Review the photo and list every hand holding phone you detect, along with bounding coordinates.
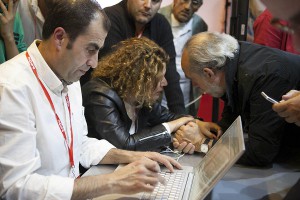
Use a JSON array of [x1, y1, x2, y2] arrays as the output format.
[[261, 92, 278, 104]]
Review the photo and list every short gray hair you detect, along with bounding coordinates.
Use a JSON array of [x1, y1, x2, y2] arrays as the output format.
[[183, 32, 239, 74]]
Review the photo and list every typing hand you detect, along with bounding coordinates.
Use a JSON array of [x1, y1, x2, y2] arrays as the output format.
[[131, 151, 182, 172], [111, 157, 164, 194]]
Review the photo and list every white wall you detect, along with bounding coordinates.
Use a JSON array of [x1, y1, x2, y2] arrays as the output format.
[[97, 0, 226, 32]]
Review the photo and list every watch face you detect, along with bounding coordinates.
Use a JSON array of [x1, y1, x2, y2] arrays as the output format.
[[201, 144, 208, 153]]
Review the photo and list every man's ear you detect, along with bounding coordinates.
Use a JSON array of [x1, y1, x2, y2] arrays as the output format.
[[52, 27, 66, 49], [203, 67, 215, 80]]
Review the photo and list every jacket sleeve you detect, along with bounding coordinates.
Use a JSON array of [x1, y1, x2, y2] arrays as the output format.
[[237, 73, 294, 166], [153, 15, 185, 114], [84, 92, 172, 151]]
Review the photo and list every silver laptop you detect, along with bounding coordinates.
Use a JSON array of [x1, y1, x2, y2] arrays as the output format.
[[94, 116, 245, 200]]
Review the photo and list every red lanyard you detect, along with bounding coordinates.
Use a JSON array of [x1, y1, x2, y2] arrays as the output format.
[[25, 52, 74, 170]]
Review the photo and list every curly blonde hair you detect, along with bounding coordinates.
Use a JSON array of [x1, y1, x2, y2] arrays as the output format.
[[92, 37, 169, 108]]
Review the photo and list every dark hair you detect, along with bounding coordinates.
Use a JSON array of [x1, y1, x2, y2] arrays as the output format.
[[42, 0, 110, 43]]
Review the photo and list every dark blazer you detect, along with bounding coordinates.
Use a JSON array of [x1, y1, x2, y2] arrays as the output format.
[[219, 42, 300, 166], [82, 78, 184, 151]]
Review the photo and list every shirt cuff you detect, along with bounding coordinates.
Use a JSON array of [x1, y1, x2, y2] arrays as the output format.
[[46, 175, 74, 199], [80, 137, 116, 168], [162, 123, 171, 135]]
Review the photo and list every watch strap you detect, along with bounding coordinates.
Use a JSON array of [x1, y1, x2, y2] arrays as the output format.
[[212, 139, 218, 147], [203, 138, 210, 145]]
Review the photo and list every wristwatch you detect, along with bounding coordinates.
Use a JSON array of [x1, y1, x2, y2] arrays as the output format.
[[200, 138, 210, 153]]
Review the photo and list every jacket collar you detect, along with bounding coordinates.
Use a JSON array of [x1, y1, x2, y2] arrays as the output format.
[[224, 47, 240, 112]]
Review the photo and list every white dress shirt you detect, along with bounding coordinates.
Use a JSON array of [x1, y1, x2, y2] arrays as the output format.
[[162, 14, 193, 108], [18, 0, 45, 46], [0, 41, 115, 199]]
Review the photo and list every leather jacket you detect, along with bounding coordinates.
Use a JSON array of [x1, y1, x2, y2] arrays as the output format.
[[82, 78, 183, 151]]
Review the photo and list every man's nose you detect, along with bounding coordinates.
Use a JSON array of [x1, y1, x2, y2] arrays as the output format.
[[183, 1, 192, 10], [87, 53, 98, 69], [144, 0, 151, 8]]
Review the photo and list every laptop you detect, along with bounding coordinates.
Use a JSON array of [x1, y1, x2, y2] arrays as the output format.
[[94, 116, 245, 200]]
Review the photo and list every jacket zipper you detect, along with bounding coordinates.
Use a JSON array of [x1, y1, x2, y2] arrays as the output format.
[[138, 131, 169, 142]]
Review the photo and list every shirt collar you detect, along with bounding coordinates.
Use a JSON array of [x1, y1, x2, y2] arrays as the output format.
[[27, 40, 65, 95], [224, 47, 240, 112]]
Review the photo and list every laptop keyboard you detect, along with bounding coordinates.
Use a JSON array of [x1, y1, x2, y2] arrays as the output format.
[[140, 171, 188, 200]]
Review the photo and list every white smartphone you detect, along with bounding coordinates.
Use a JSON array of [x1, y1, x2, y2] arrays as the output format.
[[261, 92, 278, 104]]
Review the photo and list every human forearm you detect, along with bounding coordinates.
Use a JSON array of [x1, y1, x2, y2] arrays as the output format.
[[72, 174, 113, 200], [3, 36, 19, 59], [99, 148, 137, 164]]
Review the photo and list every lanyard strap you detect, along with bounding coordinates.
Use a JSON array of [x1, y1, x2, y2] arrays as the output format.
[[25, 52, 74, 169]]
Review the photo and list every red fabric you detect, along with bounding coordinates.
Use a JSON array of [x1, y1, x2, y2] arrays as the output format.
[[253, 9, 300, 55], [197, 94, 224, 122]]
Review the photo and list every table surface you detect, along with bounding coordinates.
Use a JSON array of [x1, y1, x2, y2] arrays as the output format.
[[83, 152, 300, 200]]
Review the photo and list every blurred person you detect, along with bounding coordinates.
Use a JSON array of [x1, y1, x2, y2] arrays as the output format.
[[159, 0, 207, 115], [0, 1, 182, 199], [18, 0, 56, 46], [81, 0, 186, 114], [247, 0, 266, 42], [179, 32, 300, 167], [0, 0, 26, 64], [254, 9, 299, 54], [82, 37, 219, 153]]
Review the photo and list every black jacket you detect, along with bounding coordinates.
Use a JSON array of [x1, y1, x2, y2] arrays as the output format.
[[218, 42, 300, 167], [82, 78, 183, 151], [98, 0, 185, 114]]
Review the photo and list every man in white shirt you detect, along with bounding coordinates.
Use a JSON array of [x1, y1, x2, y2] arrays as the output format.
[[0, 1, 181, 199], [159, 0, 207, 115]]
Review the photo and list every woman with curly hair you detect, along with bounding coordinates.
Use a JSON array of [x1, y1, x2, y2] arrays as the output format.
[[82, 37, 196, 151]]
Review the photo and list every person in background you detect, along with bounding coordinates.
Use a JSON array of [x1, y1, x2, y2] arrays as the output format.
[[261, 0, 300, 199], [81, 0, 186, 114], [0, 1, 182, 199], [159, 0, 207, 115], [253, 9, 299, 54], [261, 0, 300, 128], [18, 0, 55, 46], [83, 37, 219, 153], [0, 0, 26, 64], [178, 32, 300, 167], [247, 0, 265, 42]]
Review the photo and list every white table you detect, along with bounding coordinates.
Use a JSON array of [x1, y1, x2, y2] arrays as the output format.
[[83, 153, 300, 200]]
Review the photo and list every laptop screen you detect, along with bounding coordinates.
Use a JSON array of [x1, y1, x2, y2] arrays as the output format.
[[189, 116, 245, 200]]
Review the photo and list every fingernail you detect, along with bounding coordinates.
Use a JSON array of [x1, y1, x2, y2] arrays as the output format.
[[158, 174, 166, 186]]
